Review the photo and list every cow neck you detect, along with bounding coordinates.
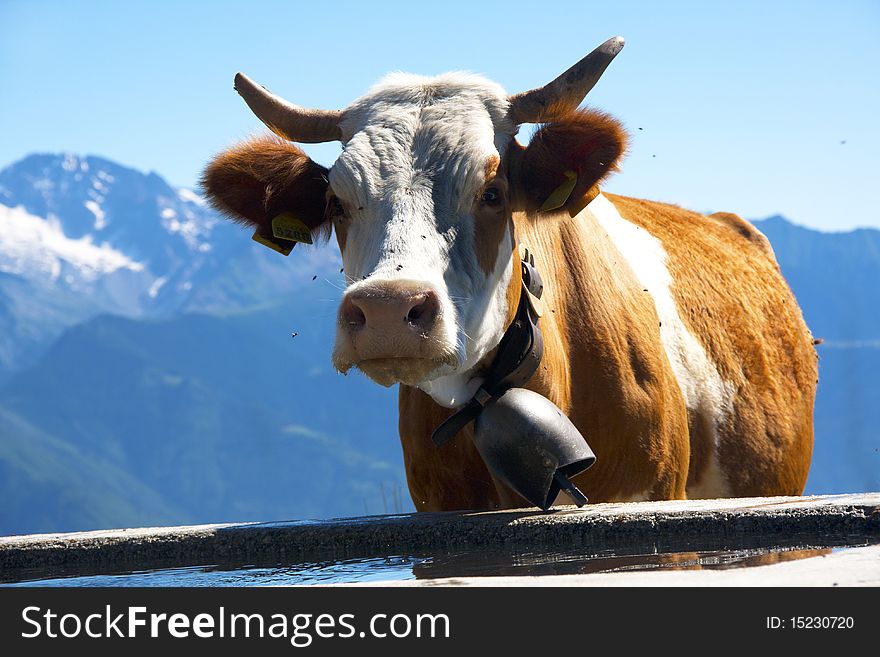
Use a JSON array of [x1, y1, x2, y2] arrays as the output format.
[[431, 249, 545, 447]]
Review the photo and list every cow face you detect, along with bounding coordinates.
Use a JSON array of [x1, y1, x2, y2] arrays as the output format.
[[201, 38, 627, 407], [327, 74, 520, 406]]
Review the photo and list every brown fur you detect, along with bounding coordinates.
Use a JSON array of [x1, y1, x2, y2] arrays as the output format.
[[708, 211, 775, 257], [398, 386, 503, 510], [400, 201, 693, 509], [512, 109, 629, 216], [607, 194, 817, 496], [200, 135, 331, 242], [473, 159, 512, 276]]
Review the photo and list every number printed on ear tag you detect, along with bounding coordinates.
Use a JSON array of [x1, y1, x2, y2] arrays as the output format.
[[272, 213, 313, 244]]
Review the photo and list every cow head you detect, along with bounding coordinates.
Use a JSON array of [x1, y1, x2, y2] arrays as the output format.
[[202, 37, 627, 407]]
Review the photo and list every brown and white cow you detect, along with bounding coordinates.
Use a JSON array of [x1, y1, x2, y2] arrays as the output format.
[[202, 37, 817, 511]]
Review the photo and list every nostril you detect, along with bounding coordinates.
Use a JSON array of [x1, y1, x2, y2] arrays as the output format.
[[342, 283, 441, 334], [405, 292, 439, 331], [341, 297, 367, 329]]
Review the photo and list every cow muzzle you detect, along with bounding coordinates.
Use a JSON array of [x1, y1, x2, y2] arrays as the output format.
[[332, 279, 458, 386]]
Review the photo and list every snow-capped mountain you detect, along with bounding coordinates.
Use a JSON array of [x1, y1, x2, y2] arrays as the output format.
[[0, 204, 146, 291], [0, 153, 340, 375], [1, 153, 228, 310], [1, 153, 216, 255]]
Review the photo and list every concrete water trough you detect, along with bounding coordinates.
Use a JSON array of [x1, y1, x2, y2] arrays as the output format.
[[1, 493, 878, 586]]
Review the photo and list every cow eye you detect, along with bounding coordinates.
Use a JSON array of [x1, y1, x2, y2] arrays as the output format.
[[481, 187, 501, 205]]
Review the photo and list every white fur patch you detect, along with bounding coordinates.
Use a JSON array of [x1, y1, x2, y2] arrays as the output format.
[[586, 194, 735, 498], [329, 73, 517, 406], [417, 228, 514, 407]]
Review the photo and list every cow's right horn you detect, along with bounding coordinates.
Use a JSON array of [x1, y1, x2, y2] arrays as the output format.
[[233, 72, 343, 143], [507, 36, 624, 125]]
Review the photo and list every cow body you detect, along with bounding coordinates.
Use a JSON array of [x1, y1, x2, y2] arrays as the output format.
[[400, 192, 816, 510], [203, 37, 817, 512]]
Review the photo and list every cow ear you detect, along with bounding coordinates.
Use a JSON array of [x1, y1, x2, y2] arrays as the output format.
[[511, 109, 628, 216], [200, 135, 330, 246]]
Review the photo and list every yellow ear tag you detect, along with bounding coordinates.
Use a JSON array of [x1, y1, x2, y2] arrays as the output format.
[[272, 212, 313, 245], [539, 170, 578, 213], [252, 229, 294, 256]]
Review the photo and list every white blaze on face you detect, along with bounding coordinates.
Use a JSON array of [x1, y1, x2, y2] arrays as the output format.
[[329, 73, 517, 407]]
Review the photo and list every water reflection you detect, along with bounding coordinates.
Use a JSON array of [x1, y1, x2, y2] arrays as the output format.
[[6, 555, 429, 587], [6, 545, 843, 587], [410, 546, 834, 579]]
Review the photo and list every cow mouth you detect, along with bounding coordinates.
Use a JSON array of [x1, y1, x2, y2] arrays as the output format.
[[340, 356, 456, 388]]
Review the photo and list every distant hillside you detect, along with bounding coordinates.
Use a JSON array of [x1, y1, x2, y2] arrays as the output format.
[[754, 216, 880, 494], [0, 405, 185, 534], [0, 297, 406, 535], [805, 344, 880, 494]]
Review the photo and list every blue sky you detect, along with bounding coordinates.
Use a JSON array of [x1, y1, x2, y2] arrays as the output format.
[[1, 0, 878, 231]]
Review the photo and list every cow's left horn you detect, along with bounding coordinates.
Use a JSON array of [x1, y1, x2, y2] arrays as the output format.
[[233, 72, 343, 143], [507, 36, 624, 124]]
